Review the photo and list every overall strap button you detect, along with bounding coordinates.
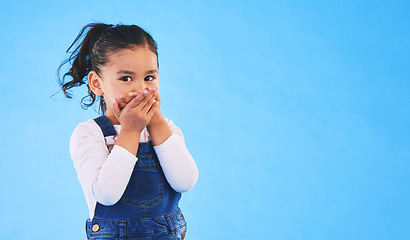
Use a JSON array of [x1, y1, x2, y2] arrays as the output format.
[[92, 224, 100, 232]]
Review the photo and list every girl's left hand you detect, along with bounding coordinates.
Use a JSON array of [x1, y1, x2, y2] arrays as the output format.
[[118, 89, 172, 146], [147, 94, 164, 127]]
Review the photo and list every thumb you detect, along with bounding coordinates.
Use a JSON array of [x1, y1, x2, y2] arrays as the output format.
[[112, 98, 121, 118]]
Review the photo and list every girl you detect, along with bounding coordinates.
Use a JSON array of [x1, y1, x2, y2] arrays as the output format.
[[59, 23, 199, 240]]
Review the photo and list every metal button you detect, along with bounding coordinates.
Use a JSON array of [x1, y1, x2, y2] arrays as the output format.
[[181, 232, 186, 239], [92, 224, 100, 232], [179, 215, 184, 220]]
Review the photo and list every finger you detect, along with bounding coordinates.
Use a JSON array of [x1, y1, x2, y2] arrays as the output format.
[[125, 89, 148, 109], [154, 92, 161, 101], [128, 91, 138, 98], [112, 98, 121, 118], [116, 96, 128, 109], [146, 100, 160, 118], [141, 94, 158, 113], [138, 88, 158, 111], [153, 93, 161, 106], [117, 95, 126, 101], [155, 95, 161, 108]]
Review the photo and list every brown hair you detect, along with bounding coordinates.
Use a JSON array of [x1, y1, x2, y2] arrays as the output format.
[[58, 23, 158, 114]]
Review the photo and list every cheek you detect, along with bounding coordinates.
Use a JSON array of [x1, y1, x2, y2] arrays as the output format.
[[102, 85, 127, 103], [154, 81, 160, 94], [152, 80, 160, 90], [110, 84, 130, 96]]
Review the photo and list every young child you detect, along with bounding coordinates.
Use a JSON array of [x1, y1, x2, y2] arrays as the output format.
[[59, 23, 199, 239]]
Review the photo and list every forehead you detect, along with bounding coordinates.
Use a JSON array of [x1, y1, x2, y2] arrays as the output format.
[[105, 46, 158, 72]]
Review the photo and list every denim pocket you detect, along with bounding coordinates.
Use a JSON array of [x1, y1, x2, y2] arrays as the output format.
[[122, 156, 164, 208]]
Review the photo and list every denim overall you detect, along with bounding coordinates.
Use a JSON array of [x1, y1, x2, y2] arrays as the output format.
[[85, 116, 187, 240]]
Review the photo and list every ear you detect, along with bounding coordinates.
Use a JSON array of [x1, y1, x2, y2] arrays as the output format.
[[88, 71, 104, 96]]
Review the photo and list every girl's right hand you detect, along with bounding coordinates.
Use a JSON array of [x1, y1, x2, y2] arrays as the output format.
[[112, 88, 159, 133]]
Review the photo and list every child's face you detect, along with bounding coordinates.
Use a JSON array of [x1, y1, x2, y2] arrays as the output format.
[[96, 46, 159, 117]]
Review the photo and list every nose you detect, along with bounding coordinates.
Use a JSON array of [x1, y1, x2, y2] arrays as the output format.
[[132, 82, 148, 94]]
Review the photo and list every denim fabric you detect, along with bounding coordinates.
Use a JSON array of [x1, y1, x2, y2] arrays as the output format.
[[86, 116, 187, 240]]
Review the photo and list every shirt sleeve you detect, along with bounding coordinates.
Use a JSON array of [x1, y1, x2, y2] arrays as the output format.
[[154, 119, 199, 192], [70, 121, 138, 206]]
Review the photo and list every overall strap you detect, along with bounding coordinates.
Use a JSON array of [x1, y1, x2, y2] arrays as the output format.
[[93, 116, 117, 137]]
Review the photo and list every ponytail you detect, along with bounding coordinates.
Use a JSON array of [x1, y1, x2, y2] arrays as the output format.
[[58, 23, 158, 114]]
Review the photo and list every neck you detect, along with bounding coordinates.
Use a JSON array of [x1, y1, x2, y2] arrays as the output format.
[[105, 111, 120, 125]]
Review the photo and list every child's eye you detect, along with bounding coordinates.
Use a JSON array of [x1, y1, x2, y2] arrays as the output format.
[[120, 76, 132, 82], [144, 76, 155, 82]]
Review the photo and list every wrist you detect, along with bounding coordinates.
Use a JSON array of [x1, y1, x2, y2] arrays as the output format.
[[146, 117, 172, 146], [119, 127, 142, 137], [147, 115, 166, 129], [115, 129, 141, 156]]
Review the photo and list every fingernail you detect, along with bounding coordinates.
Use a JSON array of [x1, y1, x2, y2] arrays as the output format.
[[113, 98, 117, 104], [128, 92, 135, 97], [142, 89, 148, 94], [153, 87, 158, 91], [118, 95, 124, 99]]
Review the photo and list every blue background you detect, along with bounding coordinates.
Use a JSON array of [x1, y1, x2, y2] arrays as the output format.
[[0, 0, 409, 239]]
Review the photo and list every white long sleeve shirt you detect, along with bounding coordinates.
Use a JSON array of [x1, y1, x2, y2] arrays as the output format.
[[70, 118, 199, 220]]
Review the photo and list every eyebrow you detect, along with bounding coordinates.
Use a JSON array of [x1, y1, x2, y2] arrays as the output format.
[[145, 69, 158, 74], [116, 69, 158, 75]]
